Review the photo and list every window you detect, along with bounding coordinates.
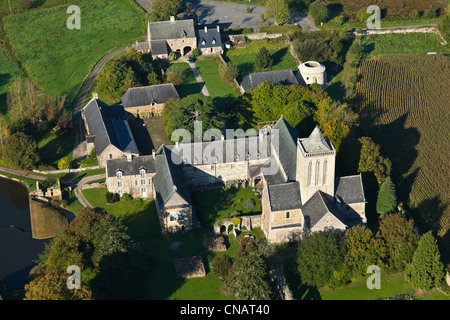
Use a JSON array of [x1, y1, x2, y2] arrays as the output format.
[[116, 171, 122, 179], [178, 210, 186, 221], [141, 179, 146, 185], [323, 160, 327, 185], [148, 179, 152, 185], [140, 169, 146, 178], [118, 190, 123, 196], [141, 188, 146, 197], [315, 161, 320, 186], [117, 181, 122, 188], [170, 212, 177, 222], [286, 211, 290, 219], [307, 161, 312, 186], [135, 180, 138, 186]]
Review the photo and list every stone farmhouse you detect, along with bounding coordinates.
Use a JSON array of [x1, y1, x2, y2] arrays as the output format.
[[239, 69, 299, 93], [120, 83, 179, 116], [133, 17, 223, 59], [105, 116, 366, 242], [81, 94, 139, 167]]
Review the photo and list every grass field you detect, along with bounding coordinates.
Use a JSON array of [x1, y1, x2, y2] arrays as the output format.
[[354, 54, 450, 257], [3, 0, 146, 106], [0, 45, 23, 115], [29, 199, 68, 239], [224, 40, 299, 82], [167, 62, 201, 98]]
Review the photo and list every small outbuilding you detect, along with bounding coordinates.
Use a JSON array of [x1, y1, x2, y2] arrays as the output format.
[[296, 61, 327, 88]]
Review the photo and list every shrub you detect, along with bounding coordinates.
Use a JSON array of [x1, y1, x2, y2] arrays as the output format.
[[165, 67, 184, 85], [219, 62, 239, 83], [105, 192, 120, 204], [212, 254, 233, 280], [309, 0, 329, 26], [121, 193, 132, 201], [57, 157, 71, 170], [255, 47, 273, 70]]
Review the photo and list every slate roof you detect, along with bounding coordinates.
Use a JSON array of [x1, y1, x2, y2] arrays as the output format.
[[148, 19, 196, 40], [301, 191, 346, 229], [132, 41, 149, 52], [271, 117, 299, 181], [150, 39, 169, 56], [106, 155, 156, 177], [121, 84, 179, 109], [267, 181, 302, 212], [82, 99, 137, 155], [240, 69, 299, 92], [167, 134, 272, 166], [248, 157, 286, 185], [153, 146, 192, 210], [196, 28, 222, 49], [299, 125, 333, 154], [334, 174, 366, 204]]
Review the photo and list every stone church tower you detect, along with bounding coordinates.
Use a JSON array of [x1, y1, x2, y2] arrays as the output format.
[[296, 125, 336, 204]]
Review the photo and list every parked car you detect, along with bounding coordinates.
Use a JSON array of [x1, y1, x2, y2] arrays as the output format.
[[187, 55, 196, 63], [197, 19, 206, 26]]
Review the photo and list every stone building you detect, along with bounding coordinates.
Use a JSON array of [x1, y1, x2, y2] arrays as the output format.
[[296, 61, 328, 88], [82, 94, 139, 167], [120, 84, 179, 116], [239, 69, 299, 93], [196, 26, 223, 55], [105, 116, 366, 241]]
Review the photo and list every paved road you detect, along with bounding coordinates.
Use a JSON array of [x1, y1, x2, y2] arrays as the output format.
[[72, 47, 129, 162], [0, 166, 46, 181]]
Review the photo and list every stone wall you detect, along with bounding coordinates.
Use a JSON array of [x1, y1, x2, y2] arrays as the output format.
[[106, 172, 155, 199]]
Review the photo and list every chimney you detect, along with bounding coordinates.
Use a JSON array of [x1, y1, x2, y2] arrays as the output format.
[[170, 16, 175, 23], [152, 149, 156, 159], [217, 25, 220, 32], [204, 26, 207, 33], [92, 92, 98, 100], [126, 151, 132, 162]]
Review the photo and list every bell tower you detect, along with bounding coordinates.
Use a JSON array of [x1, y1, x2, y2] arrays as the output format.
[[296, 125, 336, 204]]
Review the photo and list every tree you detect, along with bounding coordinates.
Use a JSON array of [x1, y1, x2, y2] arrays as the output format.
[[92, 216, 132, 267], [1, 132, 39, 169], [165, 67, 184, 86], [7, 77, 43, 125], [309, 0, 329, 26], [405, 231, 445, 290], [264, 0, 291, 25], [68, 207, 108, 243], [56, 113, 72, 133], [163, 94, 224, 142], [225, 251, 272, 300], [358, 136, 392, 184], [342, 225, 387, 281], [219, 62, 239, 83], [212, 253, 233, 280], [25, 271, 92, 300], [149, 0, 182, 22], [377, 213, 419, 271], [43, 94, 66, 122], [423, 6, 437, 19], [255, 47, 273, 70], [297, 231, 346, 287], [376, 176, 397, 214], [57, 157, 71, 170]]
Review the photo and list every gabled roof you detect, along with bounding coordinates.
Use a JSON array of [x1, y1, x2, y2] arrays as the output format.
[[196, 28, 222, 49], [267, 181, 302, 212], [82, 99, 137, 155], [106, 155, 156, 178], [240, 69, 299, 92], [153, 146, 191, 210], [334, 174, 366, 204], [150, 39, 169, 56], [299, 125, 333, 154], [121, 84, 179, 109], [301, 190, 346, 230], [148, 19, 196, 40], [271, 117, 299, 181]]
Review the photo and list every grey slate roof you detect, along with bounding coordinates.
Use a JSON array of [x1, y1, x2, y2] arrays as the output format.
[[196, 28, 222, 49], [121, 84, 179, 109], [148, 19, 196, 40], [167, 134, 272, 166], [248, 157, 285, 185], [301, 191, 346, 229], [240, 69, 299, 92], [106, 155, 156, 177], [82, 99, 135, 155], [267, 181, 302, 212], [271, 117, 299, 181], [334, 174, 366, 204], [150, 40, 169, 56], [132, 41, 149, 52], [299, 125, 333, 154], [153, 146, 191, 210]]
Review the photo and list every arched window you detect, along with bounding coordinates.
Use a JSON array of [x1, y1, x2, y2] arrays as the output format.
[[315, 161, 320, 186], [323, 160, 327, 185], [307, 161, 312, 186]]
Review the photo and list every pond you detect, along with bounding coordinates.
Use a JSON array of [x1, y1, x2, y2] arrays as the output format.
[[0, 177, 47, 289]]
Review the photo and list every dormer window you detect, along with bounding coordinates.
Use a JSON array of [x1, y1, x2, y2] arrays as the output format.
[[116, 171, 123, 180], [202, 40, 206, 46], [212, 38, 216, 44], [140, 168, 146, 178]]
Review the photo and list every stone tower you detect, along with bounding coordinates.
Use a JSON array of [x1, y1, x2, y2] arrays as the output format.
[[296, 125, 336, 204], [297, 61, 327, 88]]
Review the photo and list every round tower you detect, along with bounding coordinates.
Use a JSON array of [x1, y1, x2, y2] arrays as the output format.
[[297, 61, 327, 88]]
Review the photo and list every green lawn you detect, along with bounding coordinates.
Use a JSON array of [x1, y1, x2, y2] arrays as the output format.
[[195, 57, 238, 111], [3, 0, 146, 105], [224, 40, 299, 82], [0, 45, 23, 115], [167, 62, 201, 98]]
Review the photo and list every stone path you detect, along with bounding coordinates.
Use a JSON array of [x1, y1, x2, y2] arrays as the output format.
[[61, 174, 106, 209], [187, 60, 210, 96]]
